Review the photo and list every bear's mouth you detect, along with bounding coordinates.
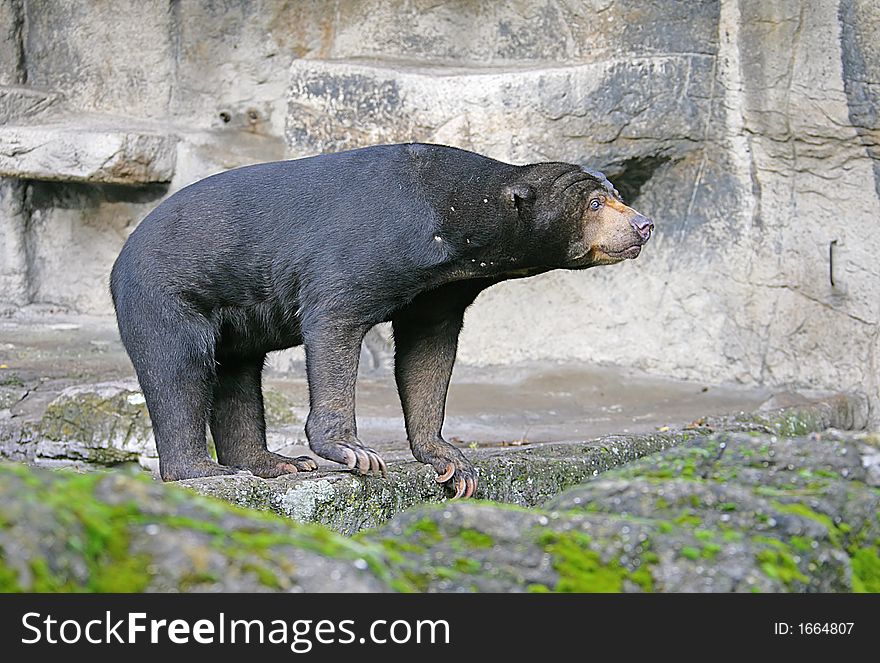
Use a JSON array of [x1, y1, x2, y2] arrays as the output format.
[[603, 245, 642, 260]]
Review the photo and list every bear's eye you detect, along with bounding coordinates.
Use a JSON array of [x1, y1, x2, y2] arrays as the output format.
[[589, 198, 602, 211]]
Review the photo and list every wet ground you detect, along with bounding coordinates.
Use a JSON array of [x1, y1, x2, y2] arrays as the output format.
[[0, 308, 794, 464]]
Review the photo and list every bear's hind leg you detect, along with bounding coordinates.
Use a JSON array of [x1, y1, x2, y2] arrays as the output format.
[[121, 313, 236, 481], [210, 354, 317, 478]]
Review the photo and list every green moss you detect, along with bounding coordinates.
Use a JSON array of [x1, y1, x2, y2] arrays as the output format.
[[243, 563, 282, 590], [772, 502, 841, 545], [789, 536, 814, 553], [850, 547, 880, 593], [702, 543, 722, 559], [775, 413, 820, 437], [753, 537, 808, 586], [402, 570, 431, 592], [28, 558, 74, 592], [629, 563, 654, 592], [681, 546, 700, 561], [458, 529, 494, 549], [404, 518, 443, 545], [0, 464, 410, 593], [0, 556, 21, 592], [35, 471, 151, 592], [178, 570, 221, 590], [453, 558, 482, 574], [0, 373, 25, 387], [657, 521, 674, 534], [379, 537, 424, 557], [537, 531, 654, 593], [673, 512, 701, 527]]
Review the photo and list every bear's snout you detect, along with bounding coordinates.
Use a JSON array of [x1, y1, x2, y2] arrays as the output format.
[[629, 214, 654, 242]]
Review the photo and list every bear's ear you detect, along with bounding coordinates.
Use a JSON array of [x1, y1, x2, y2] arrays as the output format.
[[503, 184, 535, 212]]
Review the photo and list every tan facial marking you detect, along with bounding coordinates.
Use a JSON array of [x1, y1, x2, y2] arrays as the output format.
[[605, 198, 631, 214]]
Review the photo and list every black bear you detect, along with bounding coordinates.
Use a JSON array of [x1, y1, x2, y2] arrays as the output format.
[[110, 143, 653, 498]]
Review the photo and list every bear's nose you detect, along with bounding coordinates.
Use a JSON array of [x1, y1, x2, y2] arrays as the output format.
[[630, 214, 654, 241]]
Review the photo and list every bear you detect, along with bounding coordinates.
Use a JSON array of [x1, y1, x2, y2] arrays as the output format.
[[110, 143, 653, 498]]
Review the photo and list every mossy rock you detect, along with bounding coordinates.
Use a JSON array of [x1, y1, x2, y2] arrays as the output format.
[[362, 429, 880, 592], [0, 462, 395, 592], [35, 381, 156, 465]]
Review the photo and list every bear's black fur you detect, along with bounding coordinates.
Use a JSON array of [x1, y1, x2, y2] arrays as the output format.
[[110, 143, 653, 497]]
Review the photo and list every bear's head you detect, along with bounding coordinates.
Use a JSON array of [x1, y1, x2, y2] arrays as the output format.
[[501, 165, 653, 273], [556, 168, 653, 268]]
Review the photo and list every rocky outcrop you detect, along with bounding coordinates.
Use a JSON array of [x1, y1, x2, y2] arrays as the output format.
[[3, 380, 158, 470], [368, 428, 880, 592], [0, 463, 390, 592]]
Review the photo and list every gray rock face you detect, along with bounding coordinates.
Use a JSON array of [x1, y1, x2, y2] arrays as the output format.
[[0, 178, 28, 305], [286, 57, 708, 168], [0, 0, 877, 423], [0, 86, 58, 123]]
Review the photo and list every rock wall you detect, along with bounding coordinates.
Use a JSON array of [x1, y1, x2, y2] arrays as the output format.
[[0, 1, 877, 418]]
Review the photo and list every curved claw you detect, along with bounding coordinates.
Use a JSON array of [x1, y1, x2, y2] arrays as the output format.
[[367, 449, 382, 475], [341, 448, 357, 470], [376, 455, 388, 478], [354, 448, 370, 474], [277, 463, 299, 475], [464, 476, 476, 499], [453, 477, 467, 499], [301, 457, 318, 471], [436, 462, 455, 483]]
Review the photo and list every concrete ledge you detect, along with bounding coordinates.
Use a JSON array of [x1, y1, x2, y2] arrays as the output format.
[[181, 395, 866, 534], [0, 120, 177, 184]]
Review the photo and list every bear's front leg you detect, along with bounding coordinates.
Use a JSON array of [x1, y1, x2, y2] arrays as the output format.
[[393, 311, 478, 499], [303, 320, 387, 475]]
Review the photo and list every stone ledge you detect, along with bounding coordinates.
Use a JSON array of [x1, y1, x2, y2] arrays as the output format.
[[0, 119, 177, 185], [182, 394, 866, 534]]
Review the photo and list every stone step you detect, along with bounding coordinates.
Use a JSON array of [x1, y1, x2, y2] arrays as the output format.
[[0, 117, 177, 185]]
